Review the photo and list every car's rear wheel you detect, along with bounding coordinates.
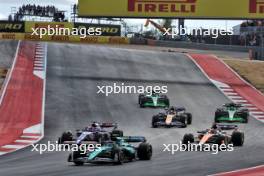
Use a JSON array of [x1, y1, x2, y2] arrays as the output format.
[[139, 100, 145, 108], [152, 116, 159, 128], [164, 98, 170, 107], [137, 143, 152, 160], [214, 116, 220, 123], [215, 110, 227, 123], [182, 133, 194, 145], [241, 112, 249, 123], [231, 131, 244, 146], [186, 113, 192, 125], [59, 131, 73, 144], [178, 116, 187, 128], [138, 94, 144, 104]]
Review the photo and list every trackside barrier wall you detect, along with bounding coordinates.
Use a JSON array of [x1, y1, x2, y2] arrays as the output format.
[[0, 33, 130, 45], [0, 21, 122, 37], [130, 38, 264, 56]]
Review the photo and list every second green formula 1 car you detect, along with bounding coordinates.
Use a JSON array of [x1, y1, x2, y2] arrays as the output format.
[[138, 91, 169, 108], [215, 103, 249, 123]]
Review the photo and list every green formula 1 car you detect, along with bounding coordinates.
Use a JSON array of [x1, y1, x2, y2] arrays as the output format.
[[215, 103, 249, 123], [138, 92, 169, 108], [68, 136, 152, 165]]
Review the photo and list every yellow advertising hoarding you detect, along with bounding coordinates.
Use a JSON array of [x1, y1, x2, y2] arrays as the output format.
[[78, 0, 264, 19], [25, 21, 74, 33], [0, 33, 130, 45]]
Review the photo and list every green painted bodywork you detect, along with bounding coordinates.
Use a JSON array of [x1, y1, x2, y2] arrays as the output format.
[[216, 106, 247, 123], [142, 94, 169, 107], [217, 116, 246, 123], [86, 138, 136, 161]]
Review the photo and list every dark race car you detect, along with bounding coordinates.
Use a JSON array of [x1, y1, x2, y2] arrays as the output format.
[[215, 103, 249, 123], [58, 122, 123, 145], [152, 106, 192, 128], [68, 136, 152, 165], [138, 91, 169, 108], [182, 124, 244, 147]]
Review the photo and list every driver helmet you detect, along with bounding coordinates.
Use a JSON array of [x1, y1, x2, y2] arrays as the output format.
[[168, 107, 176, 113], [211, 122, 218, 130], [90, 122, 101, 131]]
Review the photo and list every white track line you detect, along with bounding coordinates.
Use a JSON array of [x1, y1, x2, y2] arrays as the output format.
[[0, 152, 8, 155], [15, 139, 36, 143], [2, 145, 26, 149], [228, 96, 243, 99], [0, 41, 20, 105], [188, 54, 264, 124], [225, 92, 238, 96]]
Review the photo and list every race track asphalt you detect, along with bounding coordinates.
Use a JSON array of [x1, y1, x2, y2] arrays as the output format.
[[0, 42, 263, 176], [0, 40, 18, 67]]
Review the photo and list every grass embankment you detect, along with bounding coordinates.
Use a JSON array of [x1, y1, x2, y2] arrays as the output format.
[[222, 59, 264, 94]]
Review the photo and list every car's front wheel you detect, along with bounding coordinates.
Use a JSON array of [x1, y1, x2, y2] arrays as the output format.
[[137, 142, 152, 160], [72, 151, 84, 166]]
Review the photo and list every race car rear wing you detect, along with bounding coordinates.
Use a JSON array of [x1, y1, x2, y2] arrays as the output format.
[[223, 103, 242, 108], [217, 124, 238, 130], [197, 124, 238, 133], [100, 123, 118, 128], [60, 141, 99, 145], [122, 136, 146, 143]]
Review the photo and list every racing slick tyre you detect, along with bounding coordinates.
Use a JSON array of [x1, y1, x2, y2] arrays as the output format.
[[152, 116, 159, 128], [178, 116, 187, 128], [243, 116, 248, 123], [164, 98, 170, 108], [114, 150, 125, 165], [111, 130, 124, 140], [214, 116, 220, 123], [59, 131, 73, 144], [186, 113, 192, 125], [72, 151, 85, 166], [182, 133, 194, 145], [241, 112, 249, 123], [214, 110, 227, 123], [137, 142, 152, 160], [138, 94, 145, 104], [231, 131, 244, 146], [139, 99, 145, 108]]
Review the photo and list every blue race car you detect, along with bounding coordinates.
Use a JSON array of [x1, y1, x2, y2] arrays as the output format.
[[68, 136, 152, 165], [58, 122, 123, 145]]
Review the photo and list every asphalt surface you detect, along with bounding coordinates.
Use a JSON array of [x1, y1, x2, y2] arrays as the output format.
[[0, 40, 18, 67], [108, 44, 249, 59], [0, 42, 263, 176]]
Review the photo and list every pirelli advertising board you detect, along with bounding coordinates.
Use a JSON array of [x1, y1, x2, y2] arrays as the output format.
[[0, 21, 25, 33], [78, 0, 264, 19]]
